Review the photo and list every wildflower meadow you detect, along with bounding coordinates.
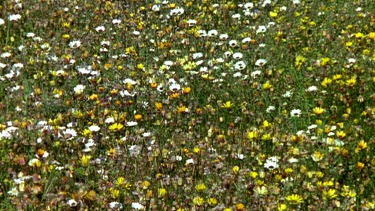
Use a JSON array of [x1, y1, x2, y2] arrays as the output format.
[[1, 0, 375, 210]]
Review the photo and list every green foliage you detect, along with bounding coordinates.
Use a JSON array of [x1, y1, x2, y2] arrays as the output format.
[[1, 0, 375, 210]]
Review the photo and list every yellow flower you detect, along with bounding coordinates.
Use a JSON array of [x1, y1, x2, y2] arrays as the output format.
[[356, 140, 367, 150], [254, 186, 268, 195], [134, 114, 143, 121], [320, 57, 331, 66], [195, 183, 206, 192], [155, 102, 163, 110], [247, 131, 257, 140], [192, 196, 204, 206], [88, 93, 98, 101], [232, 166, 240, 174], [285, 194, 303, 204], [176, 105, 187, 114], [183, 87, 191, 94], [158, 188, 167, 198], [368, 32, 375, 40], [316, 171, 324, 178], [355, 32, 364, 39], [357, 162, 365, 170], [277, 204, 287, 211], [323, 189, 337, 200], [62, 34, 70, 40], [207, 198, 217, 206], [150, 82, 158, 88], [82, 129, 92, 138], [262, 81, 272, 90], [312, 107, 324, 115], [107, 148, 115, 157], [141, 181, 150, 189], [261, 133, 271, 141], [284, 168, 293, 174], [262, 120, 271, 128], [346, 77, 356, 87], [249, 171, 258, 179], [269, 11, 278, 18], [235, 203, 245, 211], [295, 55, 305, 68], [110, 188, 119, 199], [115, 177, 125, 186], [332, 74, 342, 80], [80, 155, 91, 166], [108, 123, 124, 131], [336, 131, 346, 139], [136, 63, 144, 70], [221, 101, 233, 109], [28, 158, 42, 168], [321, 77, 332, 87], [311, 151, 324, 162]]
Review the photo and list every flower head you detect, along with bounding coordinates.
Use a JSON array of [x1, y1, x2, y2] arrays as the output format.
[[285, 194, 303, 204]]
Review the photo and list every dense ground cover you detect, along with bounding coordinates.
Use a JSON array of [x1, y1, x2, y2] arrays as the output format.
[[1, 0, 375, 210]]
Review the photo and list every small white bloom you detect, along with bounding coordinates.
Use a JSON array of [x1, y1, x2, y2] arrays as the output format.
[[186, 158, 194, 165], [290, 109, 302, 117], [255, 59, 267, 67], [8, 187, 19, 196], [152, 4, 160, 12], [208, 29, 218, 37], [88, 125, 100, 132], [233, 72, 242, 78], [348, 58, 356, 64], [243, 2, 254, 9], [282, 91, 292, 98], [266, 106, 276, 113], [123, 78, 137, 85], [73, 84, 85, 94], [192, 52, 203, 59], [256, 25, 267, 34], [234, 61, 246, 70], [169, 83, 181, 92], [251, 70, 262, 78], [187, 19, 197, 26], [95, 26, 105, 32], [261, 0, 271, 7], [228, 40, 238, 47], [237, 154, 244, 160], [64, 128, 77, 140], [0, 18, 4, 25], [132, 30, 140, 36], [170, 7, 184, 16], [232, 52, 243, 60], [242, 37, 251, 43], [109, 201, 123, 209], [69, 40, 81, 48], [288, 157, 299, 163], [197, 30, 207, 37], [126, 121, 138, 127], [232, 13, 241, 19], [1, 52, 12, 58], [306, 86, 318, 92], [8, 14, 22, 21], [143, 132, 151, 137], [67, 199, 78, 207], [112, 19, 121, 24], [219, 34, 229, 40], [264, 160, 278, 170], [131, 202, 145, 210]]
